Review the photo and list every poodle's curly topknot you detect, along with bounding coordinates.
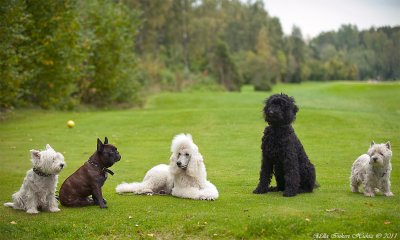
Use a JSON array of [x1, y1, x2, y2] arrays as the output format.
[[171, 133, 198, 154]]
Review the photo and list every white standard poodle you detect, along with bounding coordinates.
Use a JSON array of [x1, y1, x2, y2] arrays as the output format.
[[116, 133, 219, 200]]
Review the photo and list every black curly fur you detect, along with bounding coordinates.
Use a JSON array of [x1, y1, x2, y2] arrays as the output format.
[[253, 93, 316, 197]]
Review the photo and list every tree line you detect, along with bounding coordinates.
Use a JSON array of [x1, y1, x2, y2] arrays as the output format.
[[1, 0, 399, 111]]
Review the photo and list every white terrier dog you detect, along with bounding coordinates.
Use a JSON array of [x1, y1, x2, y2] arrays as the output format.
[[116, 134, 219, 200], [4, 144, 65, 213], [350, 141, 393, 197]]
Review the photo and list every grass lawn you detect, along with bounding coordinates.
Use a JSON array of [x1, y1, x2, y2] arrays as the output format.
[[0, 81, 399, 239]]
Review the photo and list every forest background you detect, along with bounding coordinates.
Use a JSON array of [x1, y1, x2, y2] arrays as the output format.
[[1, 0, 399, 110]]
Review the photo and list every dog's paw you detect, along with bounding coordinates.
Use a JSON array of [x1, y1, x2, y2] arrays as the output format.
[[350, 186, 359, 193], [27, 208, 39, 214], [268, 186, 280, 192], [253, 187, 268, 194], [384, 192, 394, 197], [199, 196, 215, 201], [49, 207, 61, 212], [283, 191, 297, 197], [140, 189, 154, 195], [364, 192, 375, 197]]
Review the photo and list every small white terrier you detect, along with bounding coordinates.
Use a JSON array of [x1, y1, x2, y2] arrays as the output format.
[[116, 133, 219, 200], [4, 144, 65, 213], [350, 141, 393, 197]]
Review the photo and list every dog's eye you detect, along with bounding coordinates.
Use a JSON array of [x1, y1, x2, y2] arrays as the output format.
[[178, 153, 181, 157], [185, 153, 189, 157]]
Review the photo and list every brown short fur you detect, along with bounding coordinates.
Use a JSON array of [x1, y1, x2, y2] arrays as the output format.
[[59, 137, 121, 208]]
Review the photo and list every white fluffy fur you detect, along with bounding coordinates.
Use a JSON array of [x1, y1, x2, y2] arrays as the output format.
[[4, 144, 65, 214], [350, 141, 393, 197], [116, 133, 219, 200]]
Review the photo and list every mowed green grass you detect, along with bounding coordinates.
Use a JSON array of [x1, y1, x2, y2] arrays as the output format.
[[0, 81, 399, 239]]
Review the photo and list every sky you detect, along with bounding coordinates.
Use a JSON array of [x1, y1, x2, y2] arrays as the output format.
[[263, 0, 400, 38]]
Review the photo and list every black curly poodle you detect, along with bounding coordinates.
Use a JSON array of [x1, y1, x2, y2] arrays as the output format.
[[253, 93, 316, 197]]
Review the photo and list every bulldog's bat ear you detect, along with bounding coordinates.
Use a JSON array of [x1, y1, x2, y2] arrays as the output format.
[[104, 137, 108, 144], [97, 138, 104, 152]]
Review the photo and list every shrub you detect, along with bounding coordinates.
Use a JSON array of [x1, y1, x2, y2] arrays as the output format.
[[77, 0, 140, 107], [0, 0, 29, 110], [22, 0, 81, 109]]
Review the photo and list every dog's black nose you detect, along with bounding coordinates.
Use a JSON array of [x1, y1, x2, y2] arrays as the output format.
[[372, 157, 378, 162], [177, 161, 182, 167], [60, 163, 64, 168]]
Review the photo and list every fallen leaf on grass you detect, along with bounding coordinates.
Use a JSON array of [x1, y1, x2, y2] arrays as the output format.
[[147, 233, 154, 237], [325, 208, 345, 212], [128, 216, 132, 219], [305, 218, 311, 222], [10, 221, 17, 225], [384, 221, 391, 225]]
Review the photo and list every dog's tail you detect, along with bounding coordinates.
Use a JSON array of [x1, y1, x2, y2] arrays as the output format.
[[4, 202, 14, 208], [116, 182, 149, 194]]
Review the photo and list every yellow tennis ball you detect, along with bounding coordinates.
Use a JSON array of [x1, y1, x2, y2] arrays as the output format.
[[67, 120, 75, 128]]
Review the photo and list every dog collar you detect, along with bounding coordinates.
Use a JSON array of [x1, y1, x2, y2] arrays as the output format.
[[33, 168, 53, 177], [87, 159, 114, 176]]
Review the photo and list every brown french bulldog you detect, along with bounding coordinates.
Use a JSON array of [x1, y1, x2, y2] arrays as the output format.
[[59, 137, 121, 208]]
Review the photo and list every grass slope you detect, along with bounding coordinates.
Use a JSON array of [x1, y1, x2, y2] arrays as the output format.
[[0, 81, 399, 239]]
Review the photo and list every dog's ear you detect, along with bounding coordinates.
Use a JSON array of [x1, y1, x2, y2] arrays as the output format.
[[45, 144, 53, 151], [186, 148, 204, 177], [97, 138, 104, 152], [30, 150, 41, 164], [385, 141, 391, 150], [104, 137, 108, 145], [169, 152, 177, 162], [370, 141, 375, 147], [290, 97, 299, 114], [30, 150, 40, 159], [168, 153, 181, 175], [293, 104, 299, 114]]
